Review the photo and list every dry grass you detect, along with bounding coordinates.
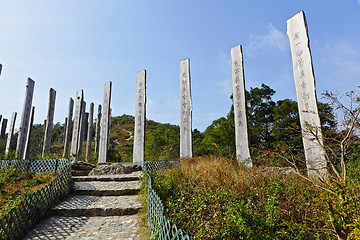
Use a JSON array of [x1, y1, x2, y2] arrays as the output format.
[[151, 156, 331, 239], [0, 167, 56, 217]]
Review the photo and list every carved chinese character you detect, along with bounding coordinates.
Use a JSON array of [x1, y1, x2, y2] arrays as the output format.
[[293, 32, 300, 40], [234, 61, 240, 67], [304, 102, 310, 110], [297, 58, 304, 67], [300, 81, 306, 89], [299, 70, 305, 78], [296, 49, 303, 57], [302, 92, 309, 100]]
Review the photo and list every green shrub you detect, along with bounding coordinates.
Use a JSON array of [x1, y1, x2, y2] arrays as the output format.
[[151, 157, 332, 239]]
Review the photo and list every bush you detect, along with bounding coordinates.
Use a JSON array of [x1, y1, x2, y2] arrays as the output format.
[[151, 157, 332, 239]]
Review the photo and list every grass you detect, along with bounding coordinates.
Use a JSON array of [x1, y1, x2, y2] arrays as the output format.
[[150, 156, 338, 239], [0, 166, 56, 218]]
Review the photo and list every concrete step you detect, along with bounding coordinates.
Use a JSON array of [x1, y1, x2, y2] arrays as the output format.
[[71, 170, 89, 176], [25, 215, 141, 239], [51, 195, 142, 217], [72, 171, 142, 182], [73, 181, 141, 196]]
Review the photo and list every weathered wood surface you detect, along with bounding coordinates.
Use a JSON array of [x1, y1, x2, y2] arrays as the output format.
[[231, 45, 252, 167], [0, 118, 7, 139], [287, 11, 327, 179], [70, 90, 84, 160], [133, 70, 146, 162], [63, 98, 74, 158], [5, 112, 17, 159], [16, 78, 35, 160], [77, 102, 87, 160], [98, 82, 112, 163], [86, 102, 94, 162], [95, 105, 102, 153], [180, 59, 192, 158], [24, 106, 35, 159], [42, 88, 56, 157]]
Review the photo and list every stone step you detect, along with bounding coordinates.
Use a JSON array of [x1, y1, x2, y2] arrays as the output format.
[[71, 170, 89, 176], [51, 195, 142, 217], [73, 181, 141, 196], [25, 215, 140, 239], [72, 171, 142, 182]]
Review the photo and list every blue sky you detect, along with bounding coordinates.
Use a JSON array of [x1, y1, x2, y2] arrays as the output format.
[[0, 0, 359, 132]]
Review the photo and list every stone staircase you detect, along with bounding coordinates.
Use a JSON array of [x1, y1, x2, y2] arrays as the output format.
[[25, 171, 143, 240]]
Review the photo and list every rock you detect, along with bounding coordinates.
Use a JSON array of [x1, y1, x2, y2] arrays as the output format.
[[72, 161, 96, 171], [89, 163, 125, 176], [89, 163, 142, 176]]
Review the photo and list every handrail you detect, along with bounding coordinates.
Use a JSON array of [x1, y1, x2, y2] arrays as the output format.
[[143, 160, 190, 240]]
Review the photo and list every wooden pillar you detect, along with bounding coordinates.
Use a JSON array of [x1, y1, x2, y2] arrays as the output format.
[[98, 82, 112, 163], [231, 45, 252, 167], [16, 78, 35, 160], [133, 70, 146, 162], [63, 98, 74, 158], [42, 88, 56, 158], [287, 11, 327, 179], [94, 105, 102, 154], [86, 103, 94, 162], [180, 59, 192, 158], [5, 112, 17, 159], [70, 90, 83, 160]]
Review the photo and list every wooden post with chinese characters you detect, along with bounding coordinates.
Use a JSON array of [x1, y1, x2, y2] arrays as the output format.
[[70, 90, 83, 160], [24, 106, 35, 159], [42, 88, 56, 157], [95, 104, 102, 154], [63, 117, 68, 143], [86, 102, 94, 162], [5, 112, 17, 159], [0, 118, 7, 140], [77, 102, 87, 160], [98, 81, 112, 163], [231, 45, 252, 167], [180, 59, 192, 158], [133, 70, 146, 162], [16, 78, 35, 160], [287, 11, 327, 179], [63, 98, 74, 158]]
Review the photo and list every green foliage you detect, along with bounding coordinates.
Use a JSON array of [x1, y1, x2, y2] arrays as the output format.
[[246, 83, 276, 148], [196, 117, 235, 158], [151, 157, 331, 239], [0, 166, 55, 217], [145, 122, 180, 161]]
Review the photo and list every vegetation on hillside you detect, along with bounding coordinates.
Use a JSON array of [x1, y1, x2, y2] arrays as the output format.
[[0, 167, 55, 218], [152, 156, 360, 239]]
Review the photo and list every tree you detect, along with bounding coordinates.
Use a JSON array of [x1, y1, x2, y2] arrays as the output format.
[[246, 84, 276, 148]]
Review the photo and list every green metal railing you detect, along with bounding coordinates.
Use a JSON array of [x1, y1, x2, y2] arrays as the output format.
[[144, 160, 190, 240], [0, 159, 72, 240]]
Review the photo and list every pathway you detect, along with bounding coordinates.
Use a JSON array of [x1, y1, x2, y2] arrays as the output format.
[[25, 171, 143, 240]]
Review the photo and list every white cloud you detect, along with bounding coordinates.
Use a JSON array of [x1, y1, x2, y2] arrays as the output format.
[[248, 23, 288, 53], [318, 40, 360, 94], [358, 0, 360, 5], [322, 41, 360, 77]]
